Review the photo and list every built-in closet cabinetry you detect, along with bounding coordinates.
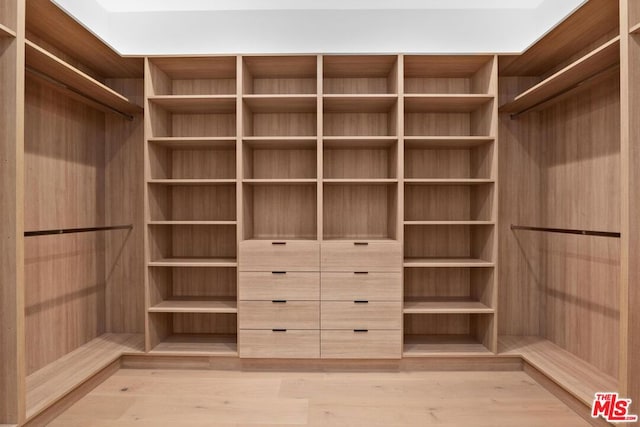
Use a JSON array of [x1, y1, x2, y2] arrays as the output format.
[[144, 54, 499, 359]]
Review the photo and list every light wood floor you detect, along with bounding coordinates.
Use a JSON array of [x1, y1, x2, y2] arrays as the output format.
[[51, 369, 590, 426]]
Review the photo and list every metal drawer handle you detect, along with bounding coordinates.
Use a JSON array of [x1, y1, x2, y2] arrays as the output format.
[[354, 300, 369, 304], [272, 241, 286, 245], [354, 271, 369, 275], [354, 242, 369, 246], [354, 329, 369, 333], [272, 271, 287, 275], [272, 300, 287, 303], [272, 329, 287, 332]]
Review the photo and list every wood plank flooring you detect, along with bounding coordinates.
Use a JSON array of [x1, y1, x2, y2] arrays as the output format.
[[50, 369, 589, 426]]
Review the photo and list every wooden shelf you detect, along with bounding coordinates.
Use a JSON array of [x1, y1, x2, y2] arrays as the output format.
[[404, 258, 495, 268], [26, 333, 143, 419], [243, 137, 317, 149], [499, 336, 617, 405], [631, 22, 640, 34], [149, 299, 237, 314], [243, 95, 316, 113], [324, 179, 398, 184], [404, 94, 493, 113], [149, 221, 237, 226], [403, 335, 493, 357], [404, 221, 494, 226], [499, 37, 620, 114], [323, 94, 397, 113], [404, 299, 494, 314], [25, 40, 142, 116], [151, 334, 238, 356], [243, 179, 317, 185], [148, 137, 236, 149], [148, 179, 236, 186], [149, 95, 236, 113], [0, 22, 16, 38], [323, 136, 397, 148], [404, 179, 495, 185], [404, 136, 494, 148], [148, 258, 238, 268]]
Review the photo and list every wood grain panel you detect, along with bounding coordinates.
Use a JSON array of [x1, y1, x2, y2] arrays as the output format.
[[321, 330, 401, 359], [321, 272, 401, 301], [239, 272, 319, 301], [239, 330, 319, 358], [239, 301, 319, 329], [321, 302, 402, 330]]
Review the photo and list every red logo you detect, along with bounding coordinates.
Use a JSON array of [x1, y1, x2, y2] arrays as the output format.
[[592, 393, 638, 423]]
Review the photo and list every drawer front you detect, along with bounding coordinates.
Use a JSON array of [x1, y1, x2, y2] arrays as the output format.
[[239, 330, 319, 358], [321, 330, 401, 359], [239, 272, 320, 301], [239, 301, 319, 329], [321, 272, 401, 301], [321, 241, 401, 272], [321, 301, 402, 329], [239, 240, 319, 271]]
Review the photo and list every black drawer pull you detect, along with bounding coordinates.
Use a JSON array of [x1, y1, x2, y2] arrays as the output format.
[[354, 300, 369, 304], [354, 242, 369, 246], [354, 271, 369, 275], [272, 300, 287, 303], [272, 329, 287, 332], [272, 241, 286, 245], [354, 329, 369, 333], [272, 271, 287, 275]]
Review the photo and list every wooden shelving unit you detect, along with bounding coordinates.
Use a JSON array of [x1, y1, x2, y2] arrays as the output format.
[[404, 258, 495, 268], [404, 299, 494, 314], [404, 335, 494, 357], [500, 36, 620, 114], [26, 334, 143, 419], [25, 40, 142, 116], [145, 57, 240, 353]]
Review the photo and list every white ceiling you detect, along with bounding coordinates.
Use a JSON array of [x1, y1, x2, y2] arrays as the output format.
[[91, 0, 548, 12], [53, 0, 586, 55]]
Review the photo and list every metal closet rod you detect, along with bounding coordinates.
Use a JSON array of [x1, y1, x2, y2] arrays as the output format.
[[511, 225, 620, 238], [24, 225, 133, 237]]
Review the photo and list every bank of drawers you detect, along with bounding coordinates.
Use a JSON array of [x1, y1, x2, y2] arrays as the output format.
[[239, 240, 320, 359], [238, 239, 402, 359]]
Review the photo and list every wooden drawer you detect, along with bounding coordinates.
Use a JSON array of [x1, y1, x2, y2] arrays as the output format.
[[239, 240, 319, 271], [239, 330, 319, 358], [239, 272, 319, 301], [239, 301, 319, 329], [321, 272, 401, 301], [321, 301, 402, 329], [321, 330, 401, 359], [321, 241, 401, 272]]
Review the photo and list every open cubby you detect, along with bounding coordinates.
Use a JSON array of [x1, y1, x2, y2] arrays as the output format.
[[148, 267, 237, 310], [404, 268, 494, 308], [405, 141, 494, 179], [243, 56, 317, 94], [404, 56, 494, 94], [243, 183, 317, 240], [243, 100, 317, 137], [149, 312, 237, 355], [323, 139, 398, 179], [243, 139, 317, 179], [403, 313, 494, 355], [324, 99, 398, 137], [404, 99, 494, 137], [149, 57, 237, 95], [148, 224, 237, 263], [148, 184, 236, 222], [404, 184, 494, 222], [404, 224, 494, 262], [323, 55, 398, 94], [148, 102, 236, 138], [149, 142, 236, 180], [323, 183, 398, 240]]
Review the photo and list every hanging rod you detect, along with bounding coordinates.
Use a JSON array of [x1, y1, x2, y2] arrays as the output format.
[[25, 67, 135, 121], [25, 225, 133, 237], [509, 64, 620, 119], [511, 225, 620, 238]]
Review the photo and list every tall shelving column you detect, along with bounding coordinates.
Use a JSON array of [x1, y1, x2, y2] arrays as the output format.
[[0, 0, 25, 423], [402, 56, 499, 356], [144, 57, 239, 356]]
